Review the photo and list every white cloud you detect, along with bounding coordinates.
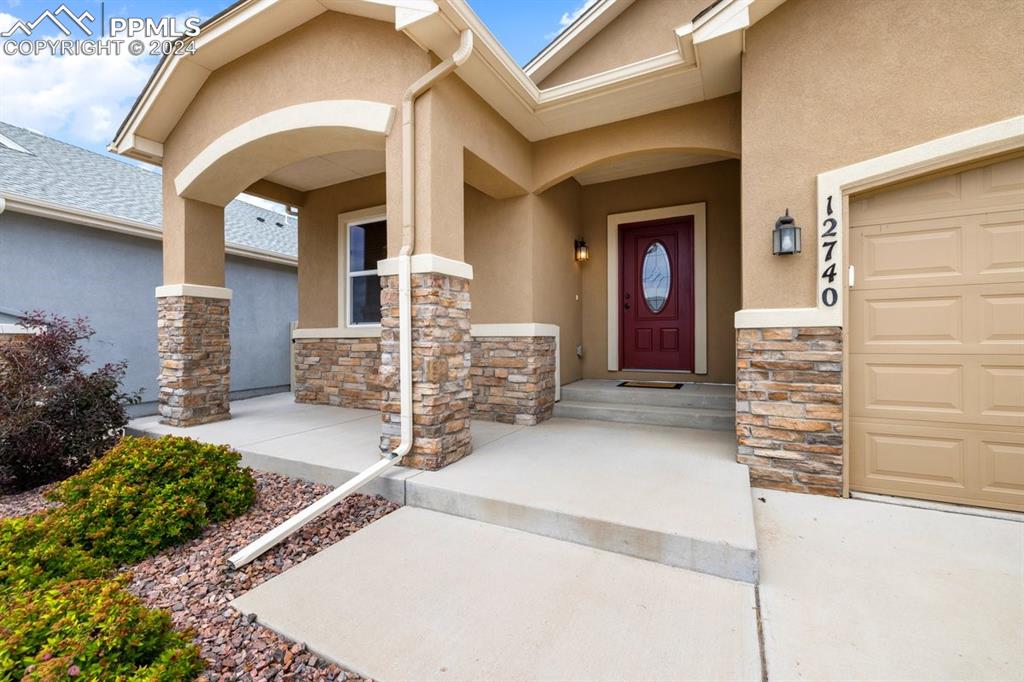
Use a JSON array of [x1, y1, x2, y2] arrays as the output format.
[[0, 13, 156, 148], [0, 8, 203, 152], [559, 0, 598, 28], [544, 0, 598, 40]]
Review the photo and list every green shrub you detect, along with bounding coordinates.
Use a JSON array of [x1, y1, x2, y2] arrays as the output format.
[[0, 575, 203, 681], [0, 515, 112, 592], [46, 435, 255, 565]]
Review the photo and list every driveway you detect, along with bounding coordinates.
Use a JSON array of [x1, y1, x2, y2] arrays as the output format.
[[755, 488, 1024, 681]]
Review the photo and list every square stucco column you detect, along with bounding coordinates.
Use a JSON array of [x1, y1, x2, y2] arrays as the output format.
[[156, 284, 232, 427], [378, 259, 473, 470]]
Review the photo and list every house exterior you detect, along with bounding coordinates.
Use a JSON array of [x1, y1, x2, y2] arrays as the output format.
[[0, 122, 298, 415], [112, 0, 1023, 511]]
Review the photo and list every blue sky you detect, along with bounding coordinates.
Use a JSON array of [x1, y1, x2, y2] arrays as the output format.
[[0, 0, 590, 161]]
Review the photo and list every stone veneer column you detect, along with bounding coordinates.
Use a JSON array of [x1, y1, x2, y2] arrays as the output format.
[[378, 271, 473, 470], [471, 335, 557, 425], [293, 337, 382, 409], [735, 327, 843, 495], [156, 290, 231, 427]]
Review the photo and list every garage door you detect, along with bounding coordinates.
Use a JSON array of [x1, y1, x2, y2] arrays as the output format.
[[849, 154, 1024, 511]]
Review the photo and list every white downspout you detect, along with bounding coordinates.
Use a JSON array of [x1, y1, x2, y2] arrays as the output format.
[[227, 30, 474, 570]]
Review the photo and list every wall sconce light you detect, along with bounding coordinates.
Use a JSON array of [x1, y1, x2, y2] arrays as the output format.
[[772, 209, 802, 255], [574, 238, 590, 263]]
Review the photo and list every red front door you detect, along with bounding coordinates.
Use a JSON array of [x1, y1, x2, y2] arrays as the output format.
[[620, 217, 694, 371]]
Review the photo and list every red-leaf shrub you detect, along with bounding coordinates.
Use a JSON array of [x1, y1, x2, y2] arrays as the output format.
[[0, 312, 141, 491]]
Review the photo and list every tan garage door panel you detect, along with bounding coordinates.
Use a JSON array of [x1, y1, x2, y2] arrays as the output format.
[[851, 354, 1022, 427], [850, 282, 1024, 355], [851, 421, 1024, 510], [850, 155, 1024, 511]]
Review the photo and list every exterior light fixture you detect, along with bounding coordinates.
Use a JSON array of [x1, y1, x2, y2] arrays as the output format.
[[574, 238, 590, 263], [772, 209, 802, 255]]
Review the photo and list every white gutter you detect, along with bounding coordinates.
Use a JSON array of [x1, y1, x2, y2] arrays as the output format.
[[227, 29, 475, 570]]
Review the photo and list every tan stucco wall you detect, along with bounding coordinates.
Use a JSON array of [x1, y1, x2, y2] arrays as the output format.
[[532, 95, 740, 193], [531, 180, 584, 384], [401, 76, 534, 260], [580, 160, 740, 383], [464, 179, 585, 385], [539, 0, 706, 88], [464, 185, 533, 324], [161, 186, 225, 286], [298, 173, 386, 328], [741, 0, 1024, 309], [159, 12, 427, 285]]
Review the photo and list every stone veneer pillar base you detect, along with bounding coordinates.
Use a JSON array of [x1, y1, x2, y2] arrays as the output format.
[[735, 327, 843, 496], [157, 295, 230, 427], [471, 336, 556, 425], [379, 272, 473, 470], [293, 338, 382, 409]]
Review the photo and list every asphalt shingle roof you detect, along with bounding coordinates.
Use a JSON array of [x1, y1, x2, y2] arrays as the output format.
[[0, 121, 297, 258]]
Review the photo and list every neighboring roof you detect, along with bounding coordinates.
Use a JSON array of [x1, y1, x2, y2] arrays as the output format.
[[0, 121, 296, 262], [110, 0, 786, 157]]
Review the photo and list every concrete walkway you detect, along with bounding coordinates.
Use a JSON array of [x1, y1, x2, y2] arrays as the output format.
[[130, 393, 758, 582], [232, 506, 762, 682], [754, 488, 1024, 681]]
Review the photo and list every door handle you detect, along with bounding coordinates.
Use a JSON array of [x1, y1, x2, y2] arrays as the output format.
[[624, 303, 631, 309]]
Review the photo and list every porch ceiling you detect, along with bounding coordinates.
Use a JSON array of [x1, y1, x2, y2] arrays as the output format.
[[573, 149, 729, 185], [263, 149, 385, 192]]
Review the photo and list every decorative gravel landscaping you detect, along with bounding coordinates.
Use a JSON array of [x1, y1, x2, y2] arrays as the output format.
[[0, 433, 397, 681], [129, 471, 397, 681], [0, 483, 57, 519]]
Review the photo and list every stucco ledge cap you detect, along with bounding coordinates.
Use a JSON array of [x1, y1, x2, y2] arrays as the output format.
[[155, 284, 234, 300], [377, 254, 473, 280]]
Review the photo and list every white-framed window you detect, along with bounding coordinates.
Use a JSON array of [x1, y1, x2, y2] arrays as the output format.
[[340, 208, 387, 328]]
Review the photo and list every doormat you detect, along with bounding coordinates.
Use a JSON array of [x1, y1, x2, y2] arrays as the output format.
[[617, 381, 684, 389]]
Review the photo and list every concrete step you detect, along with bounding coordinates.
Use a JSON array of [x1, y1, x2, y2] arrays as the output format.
[[232, 507, 761, 682], [561, 379, 735, 410], [553, 399, 735, 431], [407, 418, 758, 583]]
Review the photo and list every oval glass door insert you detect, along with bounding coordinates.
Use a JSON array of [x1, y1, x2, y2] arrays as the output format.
[[642, 241, 671, 313]]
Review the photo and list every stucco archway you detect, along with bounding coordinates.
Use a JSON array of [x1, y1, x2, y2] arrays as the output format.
[[174, 99, 395, 206]]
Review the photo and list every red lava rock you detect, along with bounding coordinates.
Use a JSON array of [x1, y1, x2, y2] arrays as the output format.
[[0, 482, 58, 518]]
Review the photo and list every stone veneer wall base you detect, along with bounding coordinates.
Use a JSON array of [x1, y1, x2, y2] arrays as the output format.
[[379, 272, 473, 470], [293, 338, 382, 409], [735, 327, 843, 496], [157, 295, 231, 427], [471, 336, 556, 426]]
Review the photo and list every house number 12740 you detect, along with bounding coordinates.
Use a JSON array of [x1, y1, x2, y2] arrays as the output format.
[[820, 195, 838, 307]]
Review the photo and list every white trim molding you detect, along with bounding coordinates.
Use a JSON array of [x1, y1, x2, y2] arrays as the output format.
[[291, 326, 381, 339], [735, 114, 1024, 330], [155, 283, 233, 300], [0, 323, 39, 335], [338, 205, 387, 332], [471, 323, 561, 401], [606, 203, 707, 374], [174, 100, 394, 205], [377, 253, 474, 280]]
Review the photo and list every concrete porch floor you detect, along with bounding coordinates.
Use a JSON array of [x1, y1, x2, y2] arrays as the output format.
[[129, 392, 758, 582], [131, 393, 1024, 681]]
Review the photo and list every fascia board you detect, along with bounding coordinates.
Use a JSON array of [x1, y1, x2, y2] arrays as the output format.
[[1, 192, 298, 267]]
